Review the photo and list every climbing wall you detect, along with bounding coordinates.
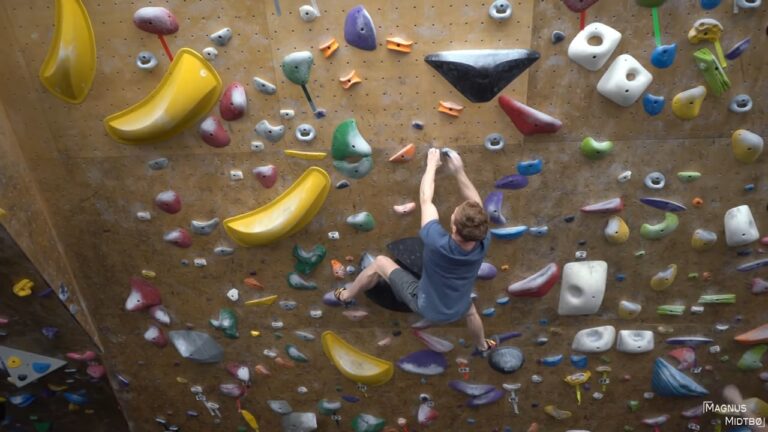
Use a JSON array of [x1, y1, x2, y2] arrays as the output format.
[[0, 0, 765, 431]]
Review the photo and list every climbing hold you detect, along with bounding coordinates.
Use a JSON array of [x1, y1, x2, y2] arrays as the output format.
[[209, 27, 232, 46], [9, 394, 35, 407], [155, 190, 181, 214], [650, 265, 677, 291], [282, 413, 318, 432], [643, 172, 666, 189], [250, 141, 264, 152], [104, 49, 222, 144], [485, 347, 525, 375], [490, 226, 528, 240], [124, 277, 161, 311], [136, 51, 158, 70], [284, 150, 327, 160], [580, 197, 623, 213], [672, 86, 707, 120], [551, 30, 566, 44], [604, 216, 630, 244], [693, 48, 730, 96], [568, 23, 622, 71], [653, 357, 709, 398], [617, 171, 632, 182], [346, 212, 375, 232], [559, 261, 607, 315], [640, 198, 686, 212], [147, 158, 168, 171], [190, 218, 220, 235], [640, 212, 679, 240], [344, 5, 377, 51], [252, 77, 276, 95], [319, 38, 339, 58], [482, 307, 496, 317], [507, 263, 560, 297], [484, 134, 505, 152], [561, 0, 599, 12], [736, 0, 762, 8], [544, 405, 572, 420], [144, 325, 168, 348], [618, 300, 642, 319], [199, 116, 230, 148], [570, 354, 588, 369], [287, 272, 317, 290], [580, 137, 614, 160], [495, 174, 529, 190], [0, 347, 67, 388], [322, 331, 393, 386], [133, 7, 178, 35], [389, 143, 416, 163], [597, 54, 653, 107], [229, 170, 243, 181], [642, 93, 665, 116], [413, 330, 454, 353], [214, 246, 235, 256], [731, 129, 764, 163], [529, 226, 548, 237], [397, 350, 447, 376], [688, 19, 723, 43], [352, 414, 386, 432], [489, 0, 513, 20], [163, 228, 192, 248], [724, 205, 759, 247], [286, 344, 309, 363], [294, 124, 317, 143], [330, 259, 346, 279], [386, 37, 413, 53], [666, 336, 714, 346], [498, 96, 562, 135], [150, 305, 171, 326], [477, 262, 498, 280], [738, 345, 767, 370], [252, 165, 278, 189], [517, 159, 542, 176], [725, 37, 750, 60], [540, 354, 564, 367], [691, 197, 704, 207], [12, 279, 33, 297], [299, 5, 319, 22], [425, 50, 540, 103], [245, 295, 278, 306], [169, 330, 223, 363], [691, 229, 717, 250], [255, 119, 285, 143], [293, 245, 326, 275], [729, 94, 753, 113], [268, 400, 293, 415], [281, 51, 314, 87], [697, 294, 735, 304], [220, 82, 247, 121], [393, 202, 416, 215], [651, 43, 677, 69], [437, 100, 464, 117], [467, 388, 504, 407], [343, 309, 369, 321], [202, 46, 218, 60], [210, 308, 238, 339], [340, 70, 362, 89], [226, 288, 239, 302], [700, 0, 721, 9], [735, 324, 768, 344], [332, 119, 374, 179], [572, 326, 616, 353], [676, 172, 701, 182]]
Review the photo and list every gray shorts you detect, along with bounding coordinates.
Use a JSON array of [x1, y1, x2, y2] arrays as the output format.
[[388, 268, 419, 312]]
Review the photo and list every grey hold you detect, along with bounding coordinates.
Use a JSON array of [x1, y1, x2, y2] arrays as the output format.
[[484, 133, 505, 151], [209, 28, 232, 46], [169, 331, 223, 363], [488, 0, 512, 21], [213, 246, 235, 256], [253, 77, 277, 95], [295, 124, 317, 142], [190, 218, 220, 235], [148, 158, 169, 170], [268, 399, 293, 415], [644, 172, 666, 190], [255, 120, 286, 142], [279, 300, 298, 311], [282, 412, 317, 432], [551, 31, 566, 44], [488, 346, 525, 374], [729, 94, 753, 113], [136, 51, 158, 70]]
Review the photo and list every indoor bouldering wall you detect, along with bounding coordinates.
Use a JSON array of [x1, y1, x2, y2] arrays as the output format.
[[0, 0, 766, 431]]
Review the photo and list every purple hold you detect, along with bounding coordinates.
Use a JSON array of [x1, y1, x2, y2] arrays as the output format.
[[477, 262, 498, 280], [494, 174, 529, 190], [323, 290, 355, 307], [342, 394, 360, 403], [725, 37, 751, 61], [449, 380, 496, 397], [396, 350, 447, 376], [344, 5, 377, 51], [41, 326, 59, 339], [484, 191, 506, 225], [467, 388, 504, 407]]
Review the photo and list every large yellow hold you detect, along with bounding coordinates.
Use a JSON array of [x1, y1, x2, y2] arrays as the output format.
[[672, 86, 707, 120], [650, 264, 677, 291], [731, 129, 764, 164], [321, 331, 393, 387]]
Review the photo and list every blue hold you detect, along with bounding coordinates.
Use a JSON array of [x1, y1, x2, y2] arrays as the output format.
[[615, 273, 626, 282], [482, 307, 496, 317], [528, 226, 549, 237], [643, 93, 666, 116], [651, 357, 709, 397], [570, 354, 588, 368], [700, 0, 721, 9], [32, 362, 51, 374], [650, 43, 677, 69], [539, 354, 563, 367], [517, 159, 543, 176], [490, 226, 528, 240]]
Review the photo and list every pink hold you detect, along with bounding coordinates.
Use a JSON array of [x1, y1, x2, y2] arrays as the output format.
[[342, 310, 369, 321], [199, 116, 230, 148], [226, 362, 251, 382], [155, 190, 181, 214], [149, 305, 172, 325], [252, 165, 278, 189], [580, 197, 624, 214], [144, 325, 168, 348], [0, 315, 9, 325], [86, 362, 106, 379], [418, 403, 439, 426], [125, 277, 162, 312], [133, 7, 179, 36], [220, 383, 246, 398], [668, 347, 696, 370], [761, 236, 768, 246], [163, 228, 192, 248], [66, 351, 97, 362], [751, 278, 768, 295], [220, 82, 247, 121]]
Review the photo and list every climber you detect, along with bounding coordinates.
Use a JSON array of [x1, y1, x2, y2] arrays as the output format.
[[336, 148, 496, 354]]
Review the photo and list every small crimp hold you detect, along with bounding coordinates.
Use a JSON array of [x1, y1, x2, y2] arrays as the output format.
[[339, 70, 362, 89], [209, 28, 233, 46], [252, 77, 277, 95], [386, 37, 413, 53], [319, 38, 339, 58], [438, 101, 464, 117], [389, 143, 416, 162]]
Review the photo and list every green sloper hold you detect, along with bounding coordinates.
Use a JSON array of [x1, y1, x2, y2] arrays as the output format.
[[346, 212, 375, 232], [281, 51, 314, 86], [287, 272, 317, 290], [352, 413, 386, 432], [677, 172, 701, 182], [293, 244, 326, 274], [636, 0, 666, 6], [332, 119, 374, 179], [640, 212, 679, 240], [285, 344, 309, 363], [580, 137, 614, 160], [693, 48, 730, 96], [210, 308, 238, 339], [737, 345, 767, 371]]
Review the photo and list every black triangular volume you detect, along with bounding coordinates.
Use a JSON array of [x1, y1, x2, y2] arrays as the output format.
[[425, 49, 540, 103]]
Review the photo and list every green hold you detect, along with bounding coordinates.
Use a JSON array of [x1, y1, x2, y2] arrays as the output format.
[[693, 48, 730, 97], [331, 119, 374, 179], [352, 413, 386, 432], [274, 332, 283, 339], [33, 422, 52, 432], [580, 137, 614, 160], [346, 212, 376, 232], [720, 355, 730, 362], [657, 305, 685, 316], [333, 157, 374, 180], [697, 294, 736, 304], [688, 273, 699, 280], [210, 308, 239, 339], [677, 171, 701, 182], [640, 212, 679, 240], [236, 427, 248, 432], [635, 250, 646, 257], [293, 244, 326, 274], [635, 0, 665, 6], [627, 400, 640, 412], [623, 426, 635, 432], [737, 345, 767, 371], [285, 344, 309, 363], [281, 51, 314, 86], [287, 272, 318, 290]]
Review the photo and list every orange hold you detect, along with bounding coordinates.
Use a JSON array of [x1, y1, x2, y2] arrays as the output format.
[[437, 101, 464, 117], [527, 423, 540, 432], [692, 197, 704, 207], [254, 364, 271, 376], [319, 38, 339, 58], [331, 259, 346, 279], [500, 265, 510, 271], [386, 37, 413, 53], [389, 143, 416, 163], [243, 278, 264, 290], [734, 323, 768, 345], [702, 272, 712, 281], [345, 255, 355, 262], [275, 357, 295, 368], [339, 70, 362, 89]]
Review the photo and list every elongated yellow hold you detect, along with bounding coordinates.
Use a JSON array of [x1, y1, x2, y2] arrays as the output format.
[[240, 409, 260, 431], [39, 0, 96, 104], [650, 264, 677, 291], [12, 279, 34, 297], [224, 167, 331, 247], [731, 129, 764, 164], [321, 331, 393, 386], [104, 48, 222, 144], [691, 229, 718, 251], [604, 215, 630, 244], [245, 295, 278, 306], [672, 86, 706, 120], [283, 150, 327, 160], [618, 300, 642, 319]]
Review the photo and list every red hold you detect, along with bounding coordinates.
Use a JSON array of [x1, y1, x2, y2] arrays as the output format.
[[66, 351, 97, 362], [751, 278, 768, 295], [155, 190, 181, 214], [498, 95, 562, 136], [252, 165, 278, 189], [133, 7, 179, 35], [125, 277, 162, 312], [561, 0, 599, 12], [220, 82, 247, 121], [580, 198, 624, 214], [144, 325, 169, 348], [507, 263, 560, 297], [86, 363, 106, 379], [163, 228, 192, 248], [199, 116, 230, 148]]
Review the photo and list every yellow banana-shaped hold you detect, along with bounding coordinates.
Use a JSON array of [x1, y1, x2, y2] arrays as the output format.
[[604, 215, 630, 244], [245, 295, 278, 306], [39, 0, 97, 104], [224, 167, 330, 247], [104, 48, 222, 144], [12, 279, 34, 297], [650, 264, 677, 291], [240, 409, 260, 431], [284, 150, 328, 160]]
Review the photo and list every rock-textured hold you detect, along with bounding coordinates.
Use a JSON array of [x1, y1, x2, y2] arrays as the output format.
[[498, 96, 562, 135], [293, 244, 326, 274], [652, 357, 709, 397], [282, 412, 318, 432], [210, 308, 238, 339], [344, 6, 377, 51], [488, 346, 525, 373]]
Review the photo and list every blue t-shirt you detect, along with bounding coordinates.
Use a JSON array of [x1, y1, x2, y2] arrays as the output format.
[[417, 219, 491, 323]]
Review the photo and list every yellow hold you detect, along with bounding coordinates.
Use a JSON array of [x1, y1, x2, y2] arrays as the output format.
[[245, 295, 278, 306], [618, 300, 642, 319], [731, 129, 764, 164], [39, 0, 96, 104], [650, 264, 677, 291], [691, 229, 717, 251], [104, 48, 222, 144], [284, 150, 328, 160], [321, 331, 394, 386], [224, 167, 330, 247], [240, 409, 260, 431], [604, 215, 629, 244], [672, 86, 706, 120], [12, 279, 34, 297]]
